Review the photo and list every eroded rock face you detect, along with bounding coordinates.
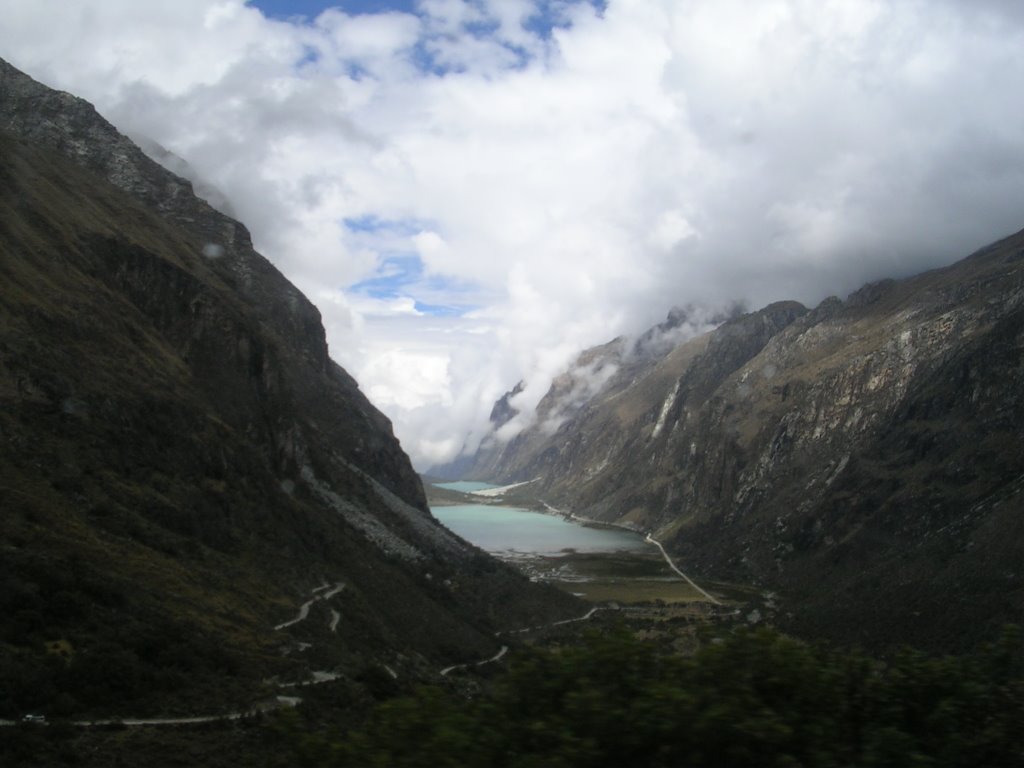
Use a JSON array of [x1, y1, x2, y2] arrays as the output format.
[[0, 57, 426, 508], [467, 233, 1024, 650]]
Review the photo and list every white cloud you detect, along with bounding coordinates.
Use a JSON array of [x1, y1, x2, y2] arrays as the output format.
[[3, 0, 1024, 469], [650, 211, 698, 251]]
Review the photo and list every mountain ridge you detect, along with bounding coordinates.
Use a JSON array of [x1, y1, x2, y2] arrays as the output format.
[[456, 228, 1024, 650]]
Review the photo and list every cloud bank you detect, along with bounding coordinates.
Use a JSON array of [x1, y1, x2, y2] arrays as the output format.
[[3, 0, 1024, 468]]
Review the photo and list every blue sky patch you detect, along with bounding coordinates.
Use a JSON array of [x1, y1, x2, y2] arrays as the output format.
[[250, 0, 418, 22], [344, 214, 425, 236], [523, 0, 600, 40], [349, 253, 478, 316], [343, 217, 479, 316], [296, 44, 321, 67], [251, 0, 606, 72], [413, 301, 467, 317], [349, 254, 423, 299]]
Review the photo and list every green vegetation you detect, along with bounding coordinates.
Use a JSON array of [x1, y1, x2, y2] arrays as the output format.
[[292, 626, 1023, 768]]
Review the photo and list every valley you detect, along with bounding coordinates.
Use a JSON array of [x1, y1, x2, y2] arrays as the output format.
[[424, 480, 743, 618], [1, 29, 1022, 768]]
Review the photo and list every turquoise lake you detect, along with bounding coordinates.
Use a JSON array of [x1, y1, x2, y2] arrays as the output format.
[[431, 504, 647, 555]]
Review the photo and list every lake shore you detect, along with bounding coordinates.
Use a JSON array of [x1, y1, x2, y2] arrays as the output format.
[[426, 490, 721, 607], [424, 478, 739, 608]]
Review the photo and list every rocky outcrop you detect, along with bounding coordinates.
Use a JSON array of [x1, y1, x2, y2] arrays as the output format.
[[489, 380, 525, 430], [466, 233, 1024, 650], [0, 58, 577, 717]]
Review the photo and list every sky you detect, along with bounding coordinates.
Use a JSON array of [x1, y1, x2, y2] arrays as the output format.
[[2, 0, 1024, 469]]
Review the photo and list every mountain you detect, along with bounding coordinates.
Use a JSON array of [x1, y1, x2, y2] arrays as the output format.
[[0, 58, 577, 719], [460, 234, 1024, 651], [449, 304, 734, 482]]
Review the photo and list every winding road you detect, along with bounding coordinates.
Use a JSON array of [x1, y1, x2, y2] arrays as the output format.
[[2, 582, 352, 729], [542, 500, 720, 605], [274, 583, 345, 630], [644, 534, 721, 605], [0, 696, 302, 729], [440, 645, 510, 677], [442, 605, 619, 676], [500, 605, 609, 637], [10, 521, 723, 723]]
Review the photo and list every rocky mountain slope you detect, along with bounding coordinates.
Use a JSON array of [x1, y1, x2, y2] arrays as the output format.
[[460, 233, 1024, 651], [0, 58, 577, 719], [452, 304, 735, 483]]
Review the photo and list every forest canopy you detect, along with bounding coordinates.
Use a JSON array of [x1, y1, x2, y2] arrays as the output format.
[[297, 626, 1023, 768]]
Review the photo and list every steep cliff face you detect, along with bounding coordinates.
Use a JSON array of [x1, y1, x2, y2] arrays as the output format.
[[469, 234, 1024, 650], [0, 58, 423, 509], [0, 59, 576, 717]]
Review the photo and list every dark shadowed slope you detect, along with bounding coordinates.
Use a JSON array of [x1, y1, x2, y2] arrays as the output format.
[[0, 58, 577, 719]]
